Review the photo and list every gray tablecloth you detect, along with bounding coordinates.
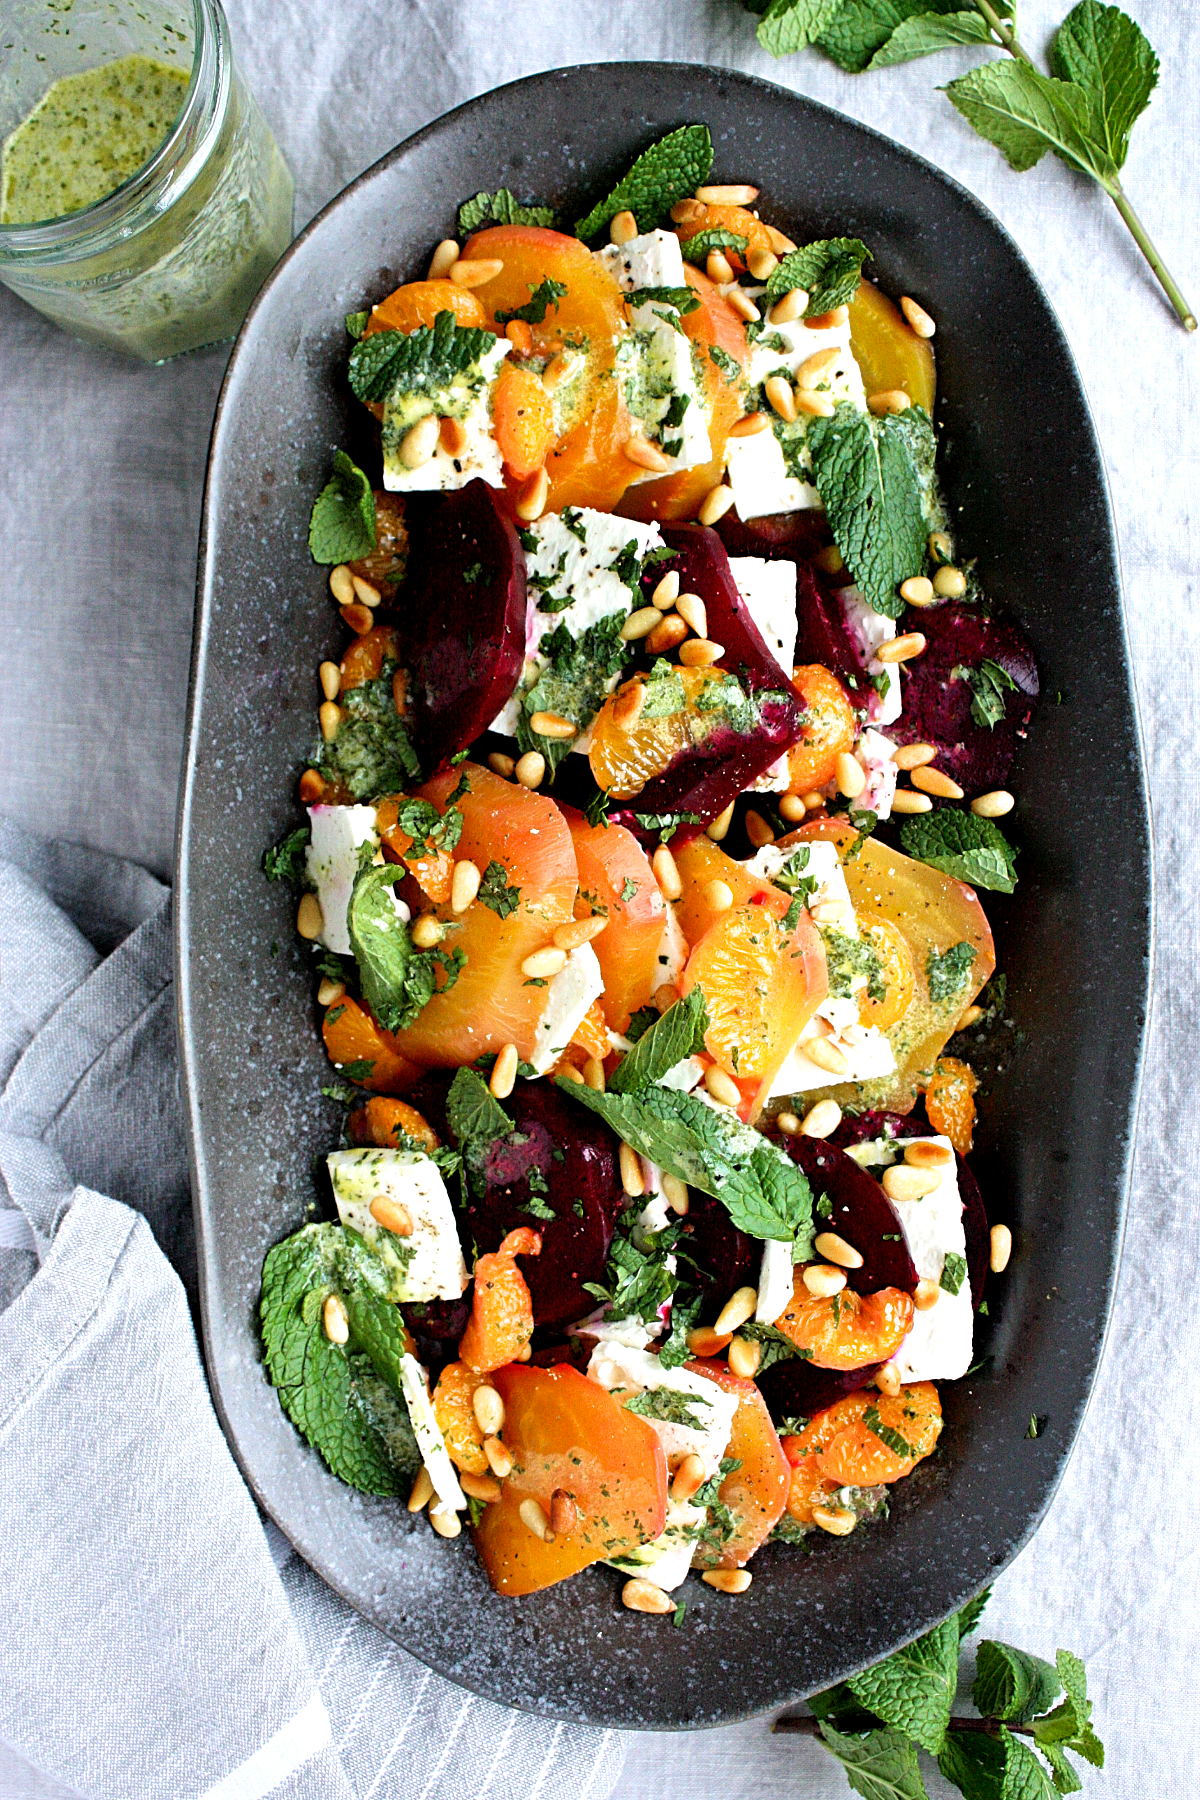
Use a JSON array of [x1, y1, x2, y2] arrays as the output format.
[[1, 1, 1197, 1794]]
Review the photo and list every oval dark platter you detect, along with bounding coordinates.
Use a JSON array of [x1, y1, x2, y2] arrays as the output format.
[[175, 61, 1150, 1729]]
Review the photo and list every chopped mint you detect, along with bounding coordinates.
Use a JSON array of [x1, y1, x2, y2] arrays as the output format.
[[262, 826, 311, 883], [457, 188, 555, 234], [496, 278, 568, 326], [765, 237, 871, 315], [927, 940, 977, 1003]]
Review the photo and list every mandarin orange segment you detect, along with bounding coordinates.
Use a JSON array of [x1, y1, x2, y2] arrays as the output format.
[[781, 1408, 852, 1524], [374, 795, 455, 904], [855, 909, 915, 1032], [787, 665, 857, 793], [360, 1095, 440, 1153], [589, 667, 741, 800], [569, 999, 610, 1062], [458, 1227, 542, 1373], [339, 625, 400, 692], [321, 994, 423, 1094], [671, 836, 795, 944], [925, 1056, 979, 1154], [776, 1276, 914, 1371], [363, 279, 488, 337], [817, 1382, 942, 1488], [492, 362, 555, 478], [674, 203, 774, 275], [432, 1361, 490, 1475]]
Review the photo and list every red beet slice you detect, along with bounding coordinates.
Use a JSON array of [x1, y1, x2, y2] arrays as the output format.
[[887, 603, 1038, 793], [957, 1154, 989, 1310], [782, 1137, 918, 1295], [391, 480, 527, 773], [714, 509, 832, 565], [712, 513, 864, 683], [757, 1357, 882, 1428], [679, 1190, 762, 1321], [401, 1297, 472, 1377]]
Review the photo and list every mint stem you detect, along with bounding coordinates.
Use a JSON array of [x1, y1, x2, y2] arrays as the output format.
[[968, 0, 1196, 332], [773, 1714, 1038, 1738]]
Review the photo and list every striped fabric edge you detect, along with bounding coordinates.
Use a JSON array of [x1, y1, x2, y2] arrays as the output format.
[[195, 1691, 331, 1800]]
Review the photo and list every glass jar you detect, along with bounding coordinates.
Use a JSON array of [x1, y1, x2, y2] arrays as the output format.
[[0, 0, 294, 362]]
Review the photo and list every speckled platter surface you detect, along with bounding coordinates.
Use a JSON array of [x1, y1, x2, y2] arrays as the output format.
[[176, 62, 1150, 1729]]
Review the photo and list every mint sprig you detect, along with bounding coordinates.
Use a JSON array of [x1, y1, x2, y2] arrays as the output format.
[[308, 449, 376, 565], [347, 863, 463, 1034], [679, 227, 750, 265], [900, 810, 1018, 894], [458, 188, 555, 234], [609, 990, 710, 1094], [348, 310, 500, 406], [575, 124, 714, 241], [765, 237, 871, 314], [807, 404, 933, 619]]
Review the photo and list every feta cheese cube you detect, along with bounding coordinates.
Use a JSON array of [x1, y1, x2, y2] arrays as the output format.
[[756, 1237, 796, 1324], [769, 1019, 897, 1096], [587, 1342, 738, 1481], [399, 1353, 466, 1511], [305, 804, 386, 956], [727, 557, 798, 675], [742, 838, 848, 915], [327, 1148, 468, 1303], [381, 337, 511, 493], [725, 422, 816, 521], [885, 1136, 974, 1383], [597, 231, 712, 478], [739, 296, 865, 400], [526, 942, 605, 1074], [841, 589, 902, 726], [859, 729, 898, 821], [596, 229, 689, 294], [659, 1055, 706, 1094]]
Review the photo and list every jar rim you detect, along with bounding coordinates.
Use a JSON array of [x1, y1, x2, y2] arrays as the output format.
[[0, 0, 228, 262]]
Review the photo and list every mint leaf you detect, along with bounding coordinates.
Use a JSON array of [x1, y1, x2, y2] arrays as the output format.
[[1037, 1742, 1083, 1794], [957, 1587, 991, 1639], [679, 227, 749, 265], [446, 1066, 512, 1196], [848, 1616, 959, 1755], [575, 124, 713, 240], [954, 658, 1019, 730], [625, 284, 701, 316], [940, 1251, 968, 1296], [658, 1290, 704, 1368], [632, 810, 704, 842], [766, 238, 871, 314], [309, 449, 376, 565], [624, 1386, 713, 1430], [942, 60, 1115, 185], [973, 1642, 1061, 1725], [807, 405, 933, 619], [347, 863, 456, 1034], [458, 188, 555, 234], [519, 612, 629, 772], [585, 1209, 686, 1323], [263, 825, 310, 883], [477, 859, 521, 919], [496, 278, 567, 326], [937, 1730, 1008, 1800], [816, 0, 1001, 73], [317, 660, 420, 802], [870, 11, 996, 67], [757, 0, 849, 57], [900, 810, 1018, 894], [1050, 1, 1158, 171], [997, 1730, 1058, 1800], [609, 989, 709, 1093], [927, 940, 977, 1002], [558, 1079, 814, 1253], [817, 1723, 929, 1800], [345, 310, 369, 340], [709, 343, 744, 386], [862, 1402, 917, 1459], [738, 1319, 806, 1372], [348, 310, 500, 406]]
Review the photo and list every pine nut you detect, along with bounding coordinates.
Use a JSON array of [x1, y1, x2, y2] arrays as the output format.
[[519, 1497, 553, 1541], [412, 914, 445, 949], [715, 1285, 758, 1335], [802, 1098, 842, 1138], [515, 466, 549, 521], [619, 1142, 644, 1198], [928, 530, 952, 563], [877, 631, 927, 662], [802, 1038, 849, 1076], [329, 564, 355, 605], [662, 1173, 689, 1215], [473, 1385, 505, 1436], [766, 225, 797, 254], [707, 249, 735, 285], [554, 915, 607, 950], [814, 1231, 863, 1270], [440, 414, 469, 456], [319, 660, 341, 701], [340, 601, 373, 634], [621, 605, 664, 641], [370, 1194, 413, 1236], [398, 413, 439, 470], [904, 1139, 953, 1169], [679, 638, 724, 668], [654, 983, 680, 1013], [428, 238, 459, 279], [611, 682, 647, 731], [624, 436, 671, 473], [699, 483, 736, 526], [868, 390, 911, 416], [728, 412, 770, 441], [875, 1362, 902, 1399], [622, 1576, 673, 1614], [645, 614, 688, 655], [705, 879, 734, 913], [806, 304, 850, 329], [900, 295, 936, 338], [891, 790, 932, 814], [959, 1004, 984, 1028], [812, 1503, 857, 1537], [542, 352, 572, 391], [835, 752, 865, 799], [776, 1111, 801, 1137], [318, 976, 346, 1007], [809, 901, 847, 925], [990, 1222, 1013, 1274], [429, 1503, 462, 1538], [299, 769, 326, 804], [813, 544, 845, 575], [765, 374, 797, 422], [652, 843, 682, 900], [703, 1568, 753, 1593], [705, 1065, 742, 1108], [543, 1489, 578, 1536], [671, 198, 706, 224], [745, 810, 775, 848], [972, 790, 1014, 818], [687, 1325, 732, 1357], [778, 794, 806, 823], [488, 751, 515, 779], [914, 1279, 940, 1310], [352, 575, 381, 607], [883, 1164, 941, 1202], [515, 750, 545, 789], [652, 570, 681, 610], [460, 1471, 502, 1504], [319, 701, 343, 743], [697, 181, 758, 204], [911, 766, 964, 799], [323, 1293, 349, 1343], [747, 247, 779, 281], [449, 257, 503, 287], [408, 1466, 434, 1512], [610, 208, 638, 245], [706, 801, 736, 842], [583, 1056, 606, 1092], [297, 893, 324, 940], [894, 742, 936, 770], [489, 1042, 519, 1100], [803, 1263, 846, 1298], [522, 946, 567, 979], [515, 1342, 532, 1361], [529, 711, 576, 741], [670, 1453, 706, 1502], [483, 1435, 513, 1477], [933, 565, 966, 598], [451, 858, 482, 913], [675, 592, 707, 637], [725, 286, 761, 324], [795, 392, 834, 418], [728, 1334, 761, 1378], [769, 288, 807, 325], [796, 346, 840, 390]]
